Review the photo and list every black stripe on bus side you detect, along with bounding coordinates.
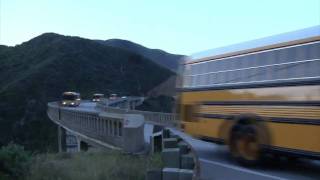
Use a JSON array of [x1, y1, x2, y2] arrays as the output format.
[[197, 113, 320, 125], [198, 136, 225, 145], [201, 101, 320, 106], [178, 79, 320, 92], [199, 113, 234, 120]]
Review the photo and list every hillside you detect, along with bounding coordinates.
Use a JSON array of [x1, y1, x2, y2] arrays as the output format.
[[0, 33, 174, 151], [147, 76, 177, 97], [97, 39, 185, 72]]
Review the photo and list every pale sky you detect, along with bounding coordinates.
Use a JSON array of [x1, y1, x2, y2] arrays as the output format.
[[0, 0, 319, 55]]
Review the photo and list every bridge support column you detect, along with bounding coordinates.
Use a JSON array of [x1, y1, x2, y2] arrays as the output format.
[[65, 131, 80, 153], [77, 138, 81, 152], [58, 126, 66, 152]]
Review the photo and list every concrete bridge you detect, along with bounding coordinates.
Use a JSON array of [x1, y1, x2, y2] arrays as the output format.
[[48, 97, 179, 153], [98, 96, 145, 110], [47, 97, 320, 180]]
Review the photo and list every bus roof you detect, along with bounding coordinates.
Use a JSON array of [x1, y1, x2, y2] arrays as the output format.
[[93, 93, 104, 96], [186, 25, 320, 64], [63, 92, 80, 95]]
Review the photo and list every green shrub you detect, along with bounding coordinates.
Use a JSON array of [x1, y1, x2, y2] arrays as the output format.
[[0, 143, 31, 180], [28, 150, 163, 180]]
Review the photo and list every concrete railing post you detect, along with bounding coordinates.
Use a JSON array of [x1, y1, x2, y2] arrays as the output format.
[[123, 114, 145, 153]]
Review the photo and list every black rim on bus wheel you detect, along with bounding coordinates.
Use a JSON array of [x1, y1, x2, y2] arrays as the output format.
[[229, 123, 261, 164]]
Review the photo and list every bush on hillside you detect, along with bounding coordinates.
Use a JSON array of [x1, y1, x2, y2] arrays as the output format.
[[0, 143, 31, 180], [28, 151, 163, 180]]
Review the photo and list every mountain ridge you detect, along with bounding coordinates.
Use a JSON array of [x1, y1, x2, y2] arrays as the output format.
[[97, 38, 185, 71], [0, 32, 175, 151], [2, 33, 184, 72]]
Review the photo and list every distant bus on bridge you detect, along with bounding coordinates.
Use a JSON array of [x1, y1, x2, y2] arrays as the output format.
[[179, 26, 320, 165], [92, 93, 104, 102], [61, 92, 81, 107]]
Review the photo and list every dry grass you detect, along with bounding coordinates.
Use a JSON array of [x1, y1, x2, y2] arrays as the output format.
[[27, 150, 163, 180]]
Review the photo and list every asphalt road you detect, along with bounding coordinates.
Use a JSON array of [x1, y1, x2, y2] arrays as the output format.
[[170, 129, 320, 180], [64, 102, 320, 180], [62, 101, 98, 112]]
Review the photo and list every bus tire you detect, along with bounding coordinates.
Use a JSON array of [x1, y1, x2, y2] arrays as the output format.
[[229, 124, 261, 166], [229, 124, 243, 158]]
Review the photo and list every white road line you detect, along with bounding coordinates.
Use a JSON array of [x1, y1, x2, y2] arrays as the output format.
[[199, 158, 289, 180]]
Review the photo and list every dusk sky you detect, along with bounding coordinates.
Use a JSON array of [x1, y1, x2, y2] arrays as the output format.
[[0, 0, 319, 55]]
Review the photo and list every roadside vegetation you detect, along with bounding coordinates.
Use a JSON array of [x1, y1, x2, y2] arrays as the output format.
[[0, 143, 31, 180], [0, 143, 163, 180], [28, 150, 163, 180]]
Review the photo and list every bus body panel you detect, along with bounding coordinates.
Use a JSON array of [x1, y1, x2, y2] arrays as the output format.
[[180, 85, 320, 157]]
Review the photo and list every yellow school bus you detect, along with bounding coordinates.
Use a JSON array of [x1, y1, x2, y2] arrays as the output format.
[[179, 26, 320, 164], [61, 92, 81, 107]]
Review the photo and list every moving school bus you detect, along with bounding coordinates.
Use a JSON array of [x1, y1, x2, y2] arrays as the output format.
[[92, 93, 104, 102], [179, 26, 320, 164], [61, 92, 81, 107]]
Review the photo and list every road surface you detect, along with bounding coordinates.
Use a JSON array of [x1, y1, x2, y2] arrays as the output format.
[[170, 129, 320, 180]]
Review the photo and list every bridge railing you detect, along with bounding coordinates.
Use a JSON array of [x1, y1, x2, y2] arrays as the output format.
[[96, 104, 179, 127], [48, 102, 124, 149], [96, 97, 144, 110], [48, 98, 179, 150]]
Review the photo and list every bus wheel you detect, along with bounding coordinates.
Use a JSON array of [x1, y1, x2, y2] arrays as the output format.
[[229, 124, 243, 158], [230, 124, 261, 166]]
